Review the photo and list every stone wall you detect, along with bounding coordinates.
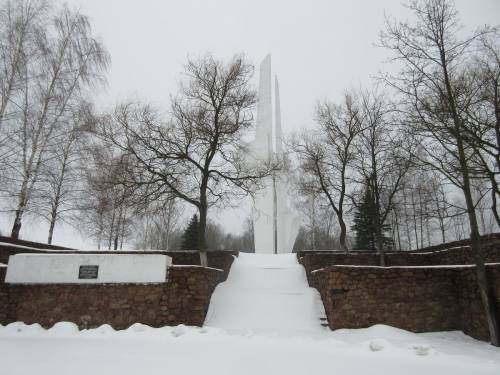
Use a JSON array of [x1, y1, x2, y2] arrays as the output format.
[[457, 266, 500, 340], [166, 251, 237, 280], [300, 253, 433, 285], [0, 267, 16, 324], [0, 266, 224, 329], [311, 264, 500, 342], [411, 233, 500, 253], [0, 242, 237, 281], [0, 238, 236, 329], [299, 233, 500, 282], [430, 242, 500, 265]]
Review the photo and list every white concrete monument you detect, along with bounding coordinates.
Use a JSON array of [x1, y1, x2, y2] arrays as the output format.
[[5, 254, 171, 284], [251, 55, 299, 254]]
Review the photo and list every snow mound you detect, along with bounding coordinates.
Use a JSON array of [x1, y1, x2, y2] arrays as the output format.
[[3, 322, 27, 334], [95, 324, 115, 334], [332, 324, 423, 343], [47, 322, 79, 335], [2, 322, 44, 334], [127, 323, 152, 333]]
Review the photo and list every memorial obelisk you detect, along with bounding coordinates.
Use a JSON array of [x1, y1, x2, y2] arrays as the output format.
[[251, 55, 299, 254]]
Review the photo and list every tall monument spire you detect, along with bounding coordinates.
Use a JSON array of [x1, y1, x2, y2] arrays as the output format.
[[251, 55, 299, 254], [254, 54, 272, 161]]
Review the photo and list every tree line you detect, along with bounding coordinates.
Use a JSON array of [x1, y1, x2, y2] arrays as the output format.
[[290, 0, 499, 345], [0, 0, 270, 256], [0, 0, 497, 259], [0, 0, 108, 243]]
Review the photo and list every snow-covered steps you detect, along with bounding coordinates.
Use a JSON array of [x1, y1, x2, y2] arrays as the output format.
[[204, 253, 327, 336]]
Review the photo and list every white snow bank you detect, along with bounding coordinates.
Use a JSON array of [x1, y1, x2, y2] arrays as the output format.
[[1, 322, 45, 335], [6, 253, 171, 284], [46, 322, 80, 336], [0, 323, 499, 375]]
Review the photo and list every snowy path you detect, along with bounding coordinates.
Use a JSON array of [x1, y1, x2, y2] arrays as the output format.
[[204, 253, 327, 335]]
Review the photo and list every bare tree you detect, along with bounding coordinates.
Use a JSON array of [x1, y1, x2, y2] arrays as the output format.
[[77, 143, 110, 249], [102, 54, 273, 265], [380, 0, 499, 345], [0, 0, 47, 129], [2, 4, 108, 239], [292, 171, 322, 250], [449, 202, 469, 240], [462, 34, 500, 228], [78, 143, 133, 250], [134, 197, 180, 250], [30, 103, 93, 244], [0, 0, 48, 190], [291, 93, 362, 250], [353, 91, 411, 264], [427, 172, 453, 244]]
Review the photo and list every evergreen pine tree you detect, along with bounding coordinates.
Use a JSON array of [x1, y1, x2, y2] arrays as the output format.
[[181, 214, 199, 250], [352, 185, 377, 250], [352, 185, 393, 251]]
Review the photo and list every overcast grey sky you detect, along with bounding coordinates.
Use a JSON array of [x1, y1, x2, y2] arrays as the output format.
[[2, 0, 499, 248], [65, 0, 499, 132]]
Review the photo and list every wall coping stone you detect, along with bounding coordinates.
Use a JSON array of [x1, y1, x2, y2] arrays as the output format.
[[170, 265, 224, 272], [311, 262, 500, 274], [299, 246, 474, 256], [6, 282, 169, 286]]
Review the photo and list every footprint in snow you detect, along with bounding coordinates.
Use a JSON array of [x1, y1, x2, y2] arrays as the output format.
[[411, 344, 435, 356], [369, 339, 387, 352], [172, 324, 187, 337]]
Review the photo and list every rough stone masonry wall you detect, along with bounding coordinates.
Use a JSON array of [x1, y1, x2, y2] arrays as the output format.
[[457, 266, 500, 340], [0, 266, 224, 329], [412, 233, 500, 253], [312, 264, 500, 341], [0, 267, 16, 324], [166, 251, 237, 280], [430, 241, 500, 265], [298, 233, 500, 283], [300, 253, 433, 285]]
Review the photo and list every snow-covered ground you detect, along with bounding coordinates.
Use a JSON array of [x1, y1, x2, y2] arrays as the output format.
[[1, 253, 499, 374], [1, 322, 499, 375]]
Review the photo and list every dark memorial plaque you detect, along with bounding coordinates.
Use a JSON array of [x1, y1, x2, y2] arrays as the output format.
[[78, 265, 99, 279]]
